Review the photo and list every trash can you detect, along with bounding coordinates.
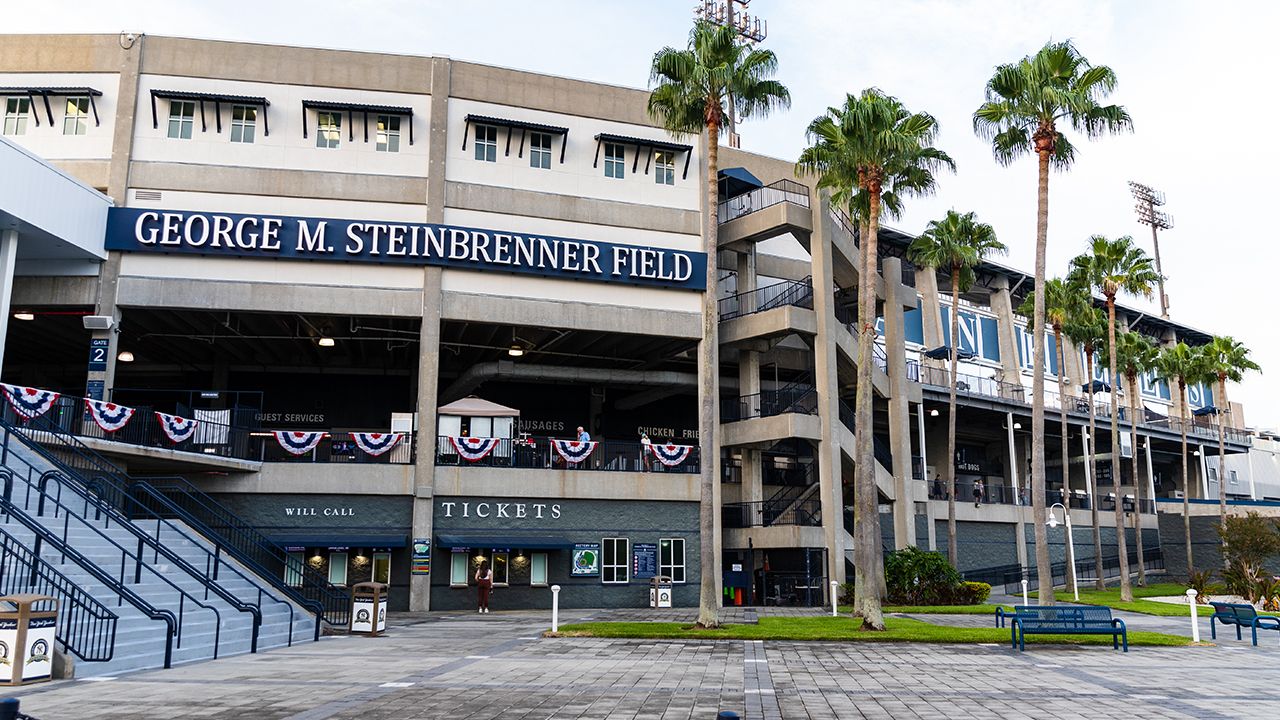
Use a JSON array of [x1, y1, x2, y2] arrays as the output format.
[[349, 582, 388, 637], [0, 594, 58, 686], [649, 576, 673, 609]]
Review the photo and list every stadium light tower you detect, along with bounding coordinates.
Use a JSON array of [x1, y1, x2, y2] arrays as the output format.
[[1129, 181, 1174, 318], [693, 1, 768, 148]]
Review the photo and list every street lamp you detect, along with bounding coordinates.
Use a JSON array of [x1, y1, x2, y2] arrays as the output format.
[[1046, 502, 1079, 601]]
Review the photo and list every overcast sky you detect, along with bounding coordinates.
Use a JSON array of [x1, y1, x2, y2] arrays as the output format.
[[12, 1, 1278, 426]]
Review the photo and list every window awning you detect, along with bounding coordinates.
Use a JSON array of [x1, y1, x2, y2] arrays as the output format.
[[301, 100, 415, 145], [150, 89, 271, 136], [436, 533, 573, 550], [270, 533, 408, 548], [593, 132, 694, 179], [462, 114, 570, 163], [0, 86, 102, 127]]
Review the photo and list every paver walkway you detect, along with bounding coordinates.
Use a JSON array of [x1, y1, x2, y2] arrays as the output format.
[[4, 607, 1278, 719]]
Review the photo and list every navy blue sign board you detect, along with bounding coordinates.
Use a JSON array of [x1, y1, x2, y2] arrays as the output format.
[[87, 338, 109, 371], [85, 379, 105, 402], [106, 207, 708, 291], [632, 542, 657, 580]]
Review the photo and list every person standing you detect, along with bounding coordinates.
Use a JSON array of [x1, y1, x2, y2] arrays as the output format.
[[973, 479, 985, 508], [577, 426, 591, 443], [640, 432, 652, 472], [475, 560, 492, 613]]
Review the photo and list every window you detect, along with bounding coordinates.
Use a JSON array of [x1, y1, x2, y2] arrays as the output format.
[[450, 551, 469, 587], [64, 96, 90, 136], [491, 551, 509, 586], [230, 105, 256, 144], [3, 98, 29, 136], [284, 551, 304, 587], [602, 537, 629, 584], [529, 132, 552, 169], [328, 552, 348, 585], [1230, 470, 1239, 485], [1208, 467, 1217, 482], [165, 100, 194, 139], [372, 551, 391, 584], [604, 142, 625, 179], [316, 111, 341, 149], [659, 538, 686, 583], [654, 150, 675, 185], [376, 114, 400, 153], [530, 552, 548, 586], [474, 124, 497, 161]]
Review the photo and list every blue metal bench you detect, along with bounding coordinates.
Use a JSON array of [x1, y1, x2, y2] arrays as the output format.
[[995, 605, 1037, 628], [1008, 605, 1128, 652], [1210, 601, 1280, 646]]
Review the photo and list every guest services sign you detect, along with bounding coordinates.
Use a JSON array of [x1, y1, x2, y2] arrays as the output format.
[[105, 207, 707, 291]]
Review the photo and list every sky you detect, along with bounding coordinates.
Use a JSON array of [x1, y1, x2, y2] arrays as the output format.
[[10, 0, 1279, 426]]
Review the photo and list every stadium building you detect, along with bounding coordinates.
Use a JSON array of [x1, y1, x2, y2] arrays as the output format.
[[0, 33, 1254, 674]]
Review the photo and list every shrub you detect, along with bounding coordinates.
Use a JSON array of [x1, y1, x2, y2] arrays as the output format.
[[837, 582, 856, 606], [884, 547, 962, 605], [1259, 577, 1280, 612], [1187, 569, 1215, 604], [953, 581, 991, 605]]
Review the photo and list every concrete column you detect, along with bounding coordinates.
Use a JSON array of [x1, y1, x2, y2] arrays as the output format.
[[987, 277, 1022, 383], [1062, 337, 1085, 398], [1006, 411, 1020, 501], [1144, 438, 1157, 504], [107, 32, 145, 201], [882, 257, 915, 549], [916, 267, 945, 370], [1198, 444, 1209, 499], [1248, 448, 1258, 500], [0, 230, 17, 376], [1015, 519, 1029, 572], [88, 252, 123, 399], [738, 351, 762, 506], [408, 56, 451, 612], [809, 194, 846, 585], [918, 405, 937, 551]]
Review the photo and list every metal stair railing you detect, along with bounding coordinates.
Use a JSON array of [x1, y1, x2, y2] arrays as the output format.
[[837, 399, 895, 473], [0, 418, 287, 652], [0, 469, 208, 669], [0, 523, 118, 663]]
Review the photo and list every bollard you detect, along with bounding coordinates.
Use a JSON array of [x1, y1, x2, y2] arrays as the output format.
[[1186, 588, 1200, 643], [551, 584, 561, 633], [0, 698, 18, 720], [1021, 579, 1029, 606], [830, 580, 839, 617]]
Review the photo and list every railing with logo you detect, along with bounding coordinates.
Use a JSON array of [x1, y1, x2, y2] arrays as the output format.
[[717, 179, 811, 224], [718, 276, 814, 322], [250, 433, 415, 464], [435, 436, 699, 474]]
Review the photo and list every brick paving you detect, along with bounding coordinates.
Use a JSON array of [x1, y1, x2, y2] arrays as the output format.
[[4, 607, 1279, 719]]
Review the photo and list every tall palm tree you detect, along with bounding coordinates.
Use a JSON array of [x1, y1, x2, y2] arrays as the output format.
[[1068, 236, 1160, 602], [649, 20, 790, 629], [797, 89, 952, 630], [973, 40, 1131, 602], [1018, 277, 1089, 594], [1154, 342, 1210, 577], [1201, 336, 1262, 534], [907, 211, 1006, 565], [1115, 331, 1159, 585], [1064, 304, 1108, 591]]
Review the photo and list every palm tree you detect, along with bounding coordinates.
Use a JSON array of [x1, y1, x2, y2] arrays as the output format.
[[1154, 342, 1210, 576], [1115, 331, 1159, 585], [649, 20, 790, 629], [1201, 336, 1262, 534], [1018, 277, 1089, 594], [797, 89, 952, 630], [1068, 235, 1160, 602], [907, 211, 1006, 566], [973, 40, 1131, 602], [1063, 303, 1109, 591]]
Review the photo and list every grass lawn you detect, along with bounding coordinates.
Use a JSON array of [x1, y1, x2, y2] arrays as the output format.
[[835, 604, 1013, 615], [1034, 581, 1213, 617], [549, 616, 1190, 646]]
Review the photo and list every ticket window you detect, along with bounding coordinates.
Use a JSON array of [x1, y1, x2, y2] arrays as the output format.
[[450, 551, 469, 587], [285, 551, 304, 587], [491, 551, 509, 586], [328, 552, 348, 586], [373, 552, 391, 585], [530, 552, 548, 587]]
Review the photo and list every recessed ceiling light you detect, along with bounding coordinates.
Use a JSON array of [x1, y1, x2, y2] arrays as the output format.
[[117, 351, 135, 362], [318, 337, 335, 347], [13, 312, 34, 321], [508, 344, 524, 357]]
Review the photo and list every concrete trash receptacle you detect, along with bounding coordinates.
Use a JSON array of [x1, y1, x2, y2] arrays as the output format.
[[349, 582, 388, 636], [0, 594, 58, 686], [648, 576, 673, 608]]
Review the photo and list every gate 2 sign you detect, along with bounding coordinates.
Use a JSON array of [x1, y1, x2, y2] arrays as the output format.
[[87, 338, 109, 372]]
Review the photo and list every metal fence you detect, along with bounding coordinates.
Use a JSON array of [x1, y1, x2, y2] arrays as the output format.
[[717, 179, 810, 224], [435, 436, 699, 474], [722, 386, 818, 422], [718, 277, 813, 321]]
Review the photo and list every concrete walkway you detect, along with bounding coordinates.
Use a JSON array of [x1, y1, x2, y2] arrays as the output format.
[[3, 607, 1278, 719]]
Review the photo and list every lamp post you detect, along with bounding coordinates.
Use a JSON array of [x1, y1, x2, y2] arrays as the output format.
[[1047, 503, 1079, 601]]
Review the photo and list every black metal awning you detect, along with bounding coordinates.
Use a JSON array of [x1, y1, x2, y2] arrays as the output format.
[[150, 89, 271, 136], [436, 533, 573, 550], [462, 114, 570, 163], [301, 100, 415, 145], [924, 345, 977, 361], [593, 132, 694, 179], [0, 86, 102, 127]]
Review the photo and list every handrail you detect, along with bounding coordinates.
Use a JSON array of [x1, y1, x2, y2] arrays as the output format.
[[717, 178, 810, 224], [435, 436, 699, 474], [722, 498, 822, 528], [0, 525, 118, 663], [837, 399, 895, 472], [722, 387, 818, 422], [718, 277, 814, 321], [2, 416, 282, 652]]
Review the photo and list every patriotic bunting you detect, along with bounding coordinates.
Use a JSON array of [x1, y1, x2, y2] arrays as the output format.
[[85, 399, 136, 433], [2, 384, 61, 421], [274, 431, 329, 456], [552, 439, 596, 464], [353, 432, 403, 457], [449, 436, 500, 462], [155, 412, 199, 444], [649, 443, 693, 467]]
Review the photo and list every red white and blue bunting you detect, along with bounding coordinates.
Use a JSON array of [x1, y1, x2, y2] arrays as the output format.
[[449, 436, 500, 462], [649, 443, 693, 467], [2, 384, 60, 421], [353, 432, 403, 457], [274, 431, 329, 456], [155, 412, 199, 443], [85, 399, 135, 433], [552, 439, 596, 464]]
